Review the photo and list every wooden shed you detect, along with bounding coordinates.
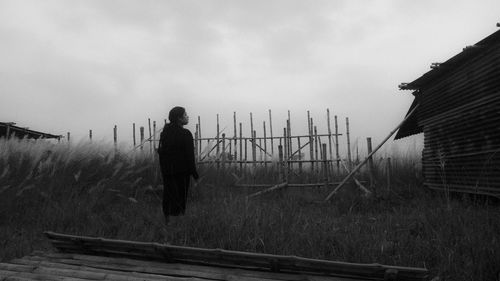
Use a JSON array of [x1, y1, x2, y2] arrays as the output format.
[[0, 231, 428, 281], [397, 26, 500, 197], [0, 122, 61, 140]]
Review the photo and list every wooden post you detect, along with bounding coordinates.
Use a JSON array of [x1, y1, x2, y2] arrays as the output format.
[[198, 116, 201, 137], [89, 130, 92, 141], [356, 141, 360, 163], [259, 138, 262, 165], [6, 124, 11, 139], [113, 125, 117, 148], [278, 145, 284, 182], [239, 122, 243, 173], [140, 126, 144, 151], [216, 114, 220, 156], [148, 118, 152, 155], [198, 116, 202, 156], [133, 123, 136, 147], [346, 117, 352, 169], [367, 137, 374, 187], [250, 112, 254, 141], [233, 112, 237, 163], [314, 125, 319, 174], [287, 118, 292, 170], [244, 138, 248, 168], [263, 121, 267, 168], [283, 128, 288, 181], [252, 130, 257, 168], [287, 111, 292, 158], [216, 114, 220, 170], [222, 133, 226, 170], [334, 115, 340, 174], [269, 109, 274, 155], [153, 121, 157, 150], [297, 136, 302, 173], [327, 109, 333, 175], [308, 112, 314, 173], [67, 132, 70, 143], [322, 143, 328, 185], [229, 136, 232, 161]]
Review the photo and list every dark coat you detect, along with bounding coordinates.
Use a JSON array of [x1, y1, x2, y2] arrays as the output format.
[[157, 123, 198, 179]]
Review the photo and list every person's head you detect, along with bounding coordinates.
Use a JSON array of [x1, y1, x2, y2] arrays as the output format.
[[168, 106, 189, 126]]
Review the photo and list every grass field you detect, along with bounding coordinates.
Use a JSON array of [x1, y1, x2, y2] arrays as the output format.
[[1, 137, 499, 281]]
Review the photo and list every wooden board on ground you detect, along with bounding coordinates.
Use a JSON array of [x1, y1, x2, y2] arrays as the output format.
[[0, 231, 428, 281]]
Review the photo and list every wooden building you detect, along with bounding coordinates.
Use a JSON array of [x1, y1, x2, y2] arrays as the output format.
[[0, 122, 60, 140], [397, 27, 500, 197]]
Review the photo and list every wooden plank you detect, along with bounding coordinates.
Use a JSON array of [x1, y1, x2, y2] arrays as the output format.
[[0, 263, 34, 273], [0, 268, 90, 281], [8, 258, 208, 281], [25, 252, 356, 281]]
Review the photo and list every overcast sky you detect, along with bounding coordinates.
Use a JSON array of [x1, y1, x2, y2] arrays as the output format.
[[1, 0, 499, 152]]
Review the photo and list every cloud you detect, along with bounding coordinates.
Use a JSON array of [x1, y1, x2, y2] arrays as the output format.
[[1, 0, 499, 143]]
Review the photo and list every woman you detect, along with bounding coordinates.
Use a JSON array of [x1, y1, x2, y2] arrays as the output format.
[[157, 106, 199, 224]]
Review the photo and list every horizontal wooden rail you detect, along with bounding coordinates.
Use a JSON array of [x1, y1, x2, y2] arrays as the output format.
[[196, 133, 343, 141]]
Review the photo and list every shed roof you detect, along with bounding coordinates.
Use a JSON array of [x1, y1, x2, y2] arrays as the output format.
[[0, 122, 61, 139], [395, 26, 500, 139], [399, 28, 500, 91]]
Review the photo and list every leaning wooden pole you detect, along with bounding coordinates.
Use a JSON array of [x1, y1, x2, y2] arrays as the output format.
[[324, 104, 419, 201]]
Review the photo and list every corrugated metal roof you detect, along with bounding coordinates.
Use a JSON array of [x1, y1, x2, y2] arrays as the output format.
[[396, 26, 500, 140], [400, 28, 500, 91], [0, 122, 61, 139]]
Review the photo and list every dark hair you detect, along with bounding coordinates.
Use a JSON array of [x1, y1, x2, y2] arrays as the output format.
[[168, 106, 186, 123]]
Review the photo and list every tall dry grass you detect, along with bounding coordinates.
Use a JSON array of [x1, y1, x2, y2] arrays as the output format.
[[1, 137, 499, 281]]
